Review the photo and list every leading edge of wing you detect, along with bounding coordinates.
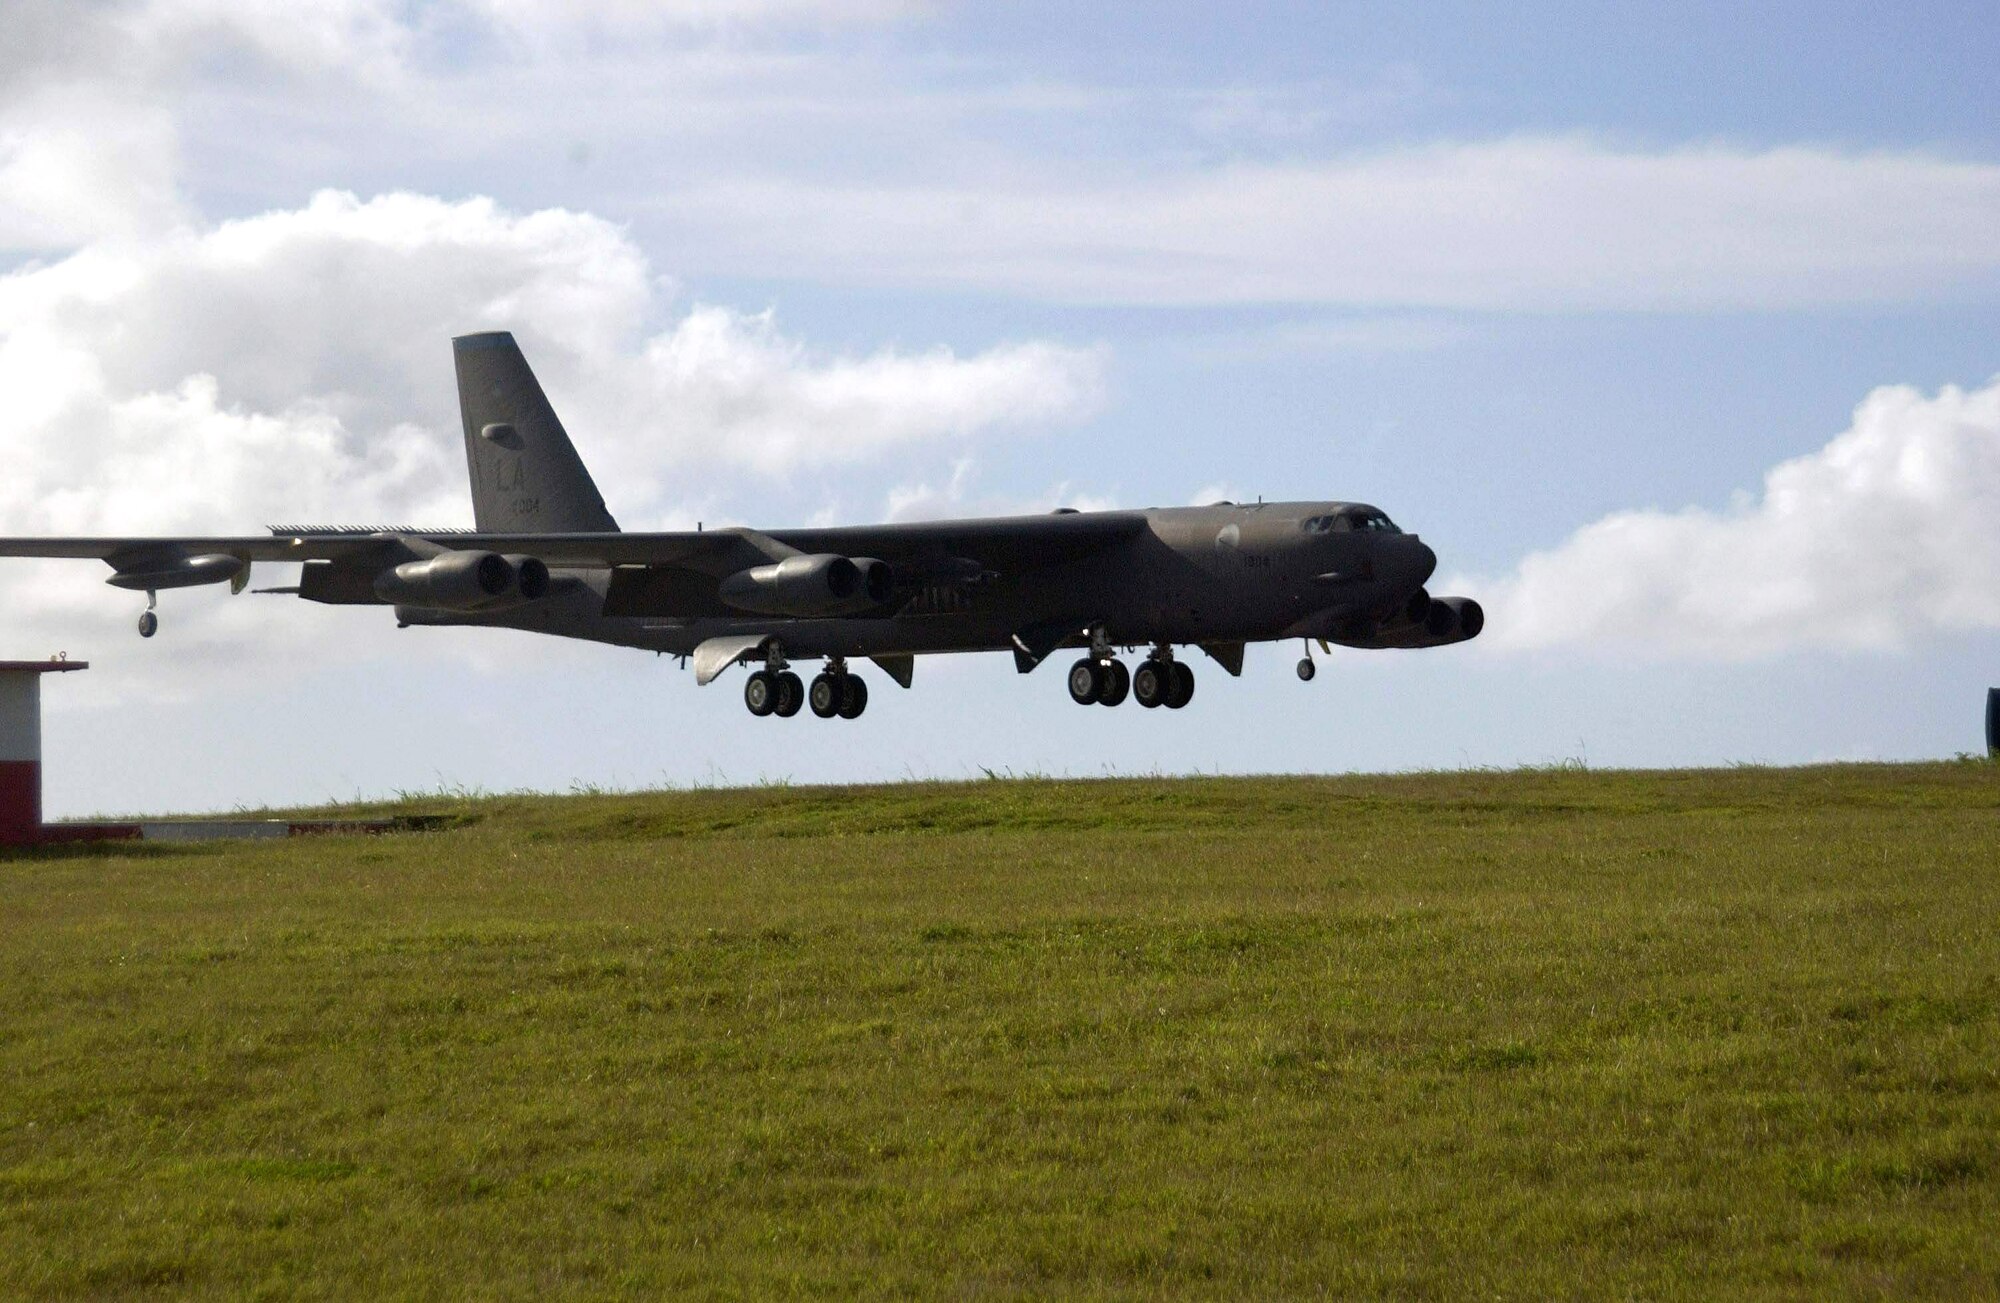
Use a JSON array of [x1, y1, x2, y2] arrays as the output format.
[[0, 511, 1149, 569]]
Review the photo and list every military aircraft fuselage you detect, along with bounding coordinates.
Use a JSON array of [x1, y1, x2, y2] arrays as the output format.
[[0, 331, 1483, 718], [406, 501, 1441, 664]]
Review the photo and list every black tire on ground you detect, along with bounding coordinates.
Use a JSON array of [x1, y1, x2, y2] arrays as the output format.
[[1067, 658, 1104, 705], [809, 673, 840, 718], [773, 671, 804, 717], [744, 670, 777, 717], [1167, 661, 1195, 709], [1132, 661, 1167, 708], [1098, 659, 1130, 706], [838, 675, 869, 719]]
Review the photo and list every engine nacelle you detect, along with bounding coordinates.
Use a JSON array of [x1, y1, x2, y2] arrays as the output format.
[[718, 553, 893, 617], [502, 554, 551, 601], [1437, 596, 1484, 641], [372, 550, 536, 611], [1329, 593, 1485, 649]]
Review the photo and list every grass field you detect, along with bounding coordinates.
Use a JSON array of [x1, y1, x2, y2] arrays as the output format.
[[2, 763, 1997, 1298]]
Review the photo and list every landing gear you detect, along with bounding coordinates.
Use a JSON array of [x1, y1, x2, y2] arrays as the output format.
[[772, 671, 803, 718], [1068, 656, 1134, 706], [809, 672, 841, 718], [797, 659, 868, 720], [1098, 658, 1130, 707], [1297, 639, 1317, 681], [744, 670, 778, 717], [1132, 653, 1194, 709], [137, 590, 158, 639], [1133, 660, 1169, 709], [837, 675, 868, 720]]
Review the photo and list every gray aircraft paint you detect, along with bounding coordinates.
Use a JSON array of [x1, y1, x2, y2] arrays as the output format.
[[0, 332, 1481, 714]]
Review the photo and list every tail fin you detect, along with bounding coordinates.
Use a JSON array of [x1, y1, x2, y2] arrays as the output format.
[[453, 332, 619, 533]]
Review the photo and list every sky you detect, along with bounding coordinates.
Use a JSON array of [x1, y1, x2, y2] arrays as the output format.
[[3, 0, 1998, 815]]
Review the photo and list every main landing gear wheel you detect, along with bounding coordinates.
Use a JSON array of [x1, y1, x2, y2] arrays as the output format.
[[137, 610, 159, 638], [809, 672, 841, 718], [744, 670, 778, 717], [772, 671, 804, 718], [1167, 661, 1195, 709], [1297, 658, 1316, 682], [1067, 658, 1104, 705], [1097, 659, 1130, 706], [1132, 660, 1168, 709], [837, 675, 869, 719]]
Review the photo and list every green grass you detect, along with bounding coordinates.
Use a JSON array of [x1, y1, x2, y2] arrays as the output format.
[[3, 763, 1998, 1298]]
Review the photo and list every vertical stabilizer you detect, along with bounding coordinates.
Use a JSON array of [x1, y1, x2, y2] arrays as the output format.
[[453, 332, 618, 533]]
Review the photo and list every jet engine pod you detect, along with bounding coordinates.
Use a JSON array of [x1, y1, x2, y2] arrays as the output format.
[[503, 555, 551, 601], [372, 549, 523, 611], [854, 557, 893, 605], [718, 553, 891, 617], [1424, 598, 1460, 640], [1436, 596, 1483, 640]]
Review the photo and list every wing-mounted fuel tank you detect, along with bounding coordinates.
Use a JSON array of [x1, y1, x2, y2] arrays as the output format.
[[106, 551, 247, 592], [717, 554, 892, 617], [371, 549, 550, 611]]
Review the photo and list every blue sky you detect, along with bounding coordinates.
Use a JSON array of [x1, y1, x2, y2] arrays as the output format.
[[3, 1, 1998, 814]]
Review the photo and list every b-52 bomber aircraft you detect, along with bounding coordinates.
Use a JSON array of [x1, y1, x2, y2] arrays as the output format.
[[0, 332, 1482, 719]]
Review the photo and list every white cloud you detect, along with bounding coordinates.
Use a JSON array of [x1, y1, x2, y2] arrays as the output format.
[[16, 4, 1997, 314], [627, 306, 1105, 473], [648, 139, 2000, 310], [1472, 377, 2000, 659], [0, 189, 1104, 694], [465, 0, 932, 37]]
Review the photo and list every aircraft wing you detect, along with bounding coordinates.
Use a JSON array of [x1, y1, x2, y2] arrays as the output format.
[[453, 510, 1150, 573], [0, 511, 1149, 613]]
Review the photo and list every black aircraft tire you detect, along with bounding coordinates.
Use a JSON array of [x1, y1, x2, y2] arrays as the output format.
[[1098, 659, 1130, 706], [1067, 658, 1103, 705], [809, 673, 840, 718], [773, 671, 804, 718], [744, 670, 777, 717], [137, 611, 159, 638], [1132, 661, 1167, 708], [838, 675, 869, 719], [1297, 658, 1316, 682], [1167, 662, 1195, 709]]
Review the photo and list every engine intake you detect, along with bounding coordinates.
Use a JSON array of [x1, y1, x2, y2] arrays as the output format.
[[718, 554, 893, 617], [372, 550, 544, 611]]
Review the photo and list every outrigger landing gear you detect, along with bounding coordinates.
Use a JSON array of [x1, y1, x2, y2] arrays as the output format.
[[137, 590, 158, 639], [1297, 639, 1316, 682]]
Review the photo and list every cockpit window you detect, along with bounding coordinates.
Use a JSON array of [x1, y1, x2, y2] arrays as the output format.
[[1301, 509, 1399, 534]]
